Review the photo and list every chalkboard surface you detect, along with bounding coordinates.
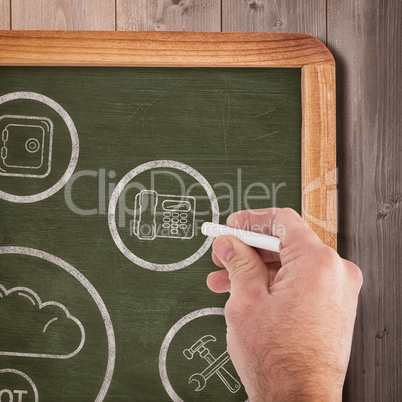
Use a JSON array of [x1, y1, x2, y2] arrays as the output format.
[[0, 67, 301, 401]]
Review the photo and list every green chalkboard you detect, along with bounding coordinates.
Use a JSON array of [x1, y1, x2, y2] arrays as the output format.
[[0, 67, 301, 401]]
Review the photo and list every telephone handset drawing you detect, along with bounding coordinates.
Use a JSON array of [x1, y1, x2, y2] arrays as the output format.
[[133, 190, 196, 240]]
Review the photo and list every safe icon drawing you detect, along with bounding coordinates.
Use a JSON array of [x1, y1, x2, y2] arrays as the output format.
[[133, 190, 196, 240], [0, 115, 53, 178]]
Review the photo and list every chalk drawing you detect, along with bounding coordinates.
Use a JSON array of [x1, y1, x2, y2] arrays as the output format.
[[133, 190, 196, 240], [183, 334, 241, 393], [0, 247, 115, 402], [0, 92, 79, 203], [0, 369, 39, 402], [0, 284, 85, 359], [109, 160, 219, 271], [159, 308, 248, 402], [0, 115, 53, 178]]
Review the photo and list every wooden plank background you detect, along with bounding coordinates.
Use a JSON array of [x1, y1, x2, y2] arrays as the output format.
[[327, 1, 402, 400], [1, 1, 401, 401]]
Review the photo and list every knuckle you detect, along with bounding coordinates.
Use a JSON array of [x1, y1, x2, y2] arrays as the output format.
[[227, 253, 258, 280], [314, 247, 342, 281], [300, 217, 314, 234], [279, 208, 314, 241], [225, 290, 263, 325], [317, 248, 363, 290], [228, 210, 251, 229], [281, 207, 302, 222], [282, 207, 297, 215], [225, 296, 245, 324], [345, 260, 363, 288], [279, 244, 300, 265], [320, 246, 341, 266]]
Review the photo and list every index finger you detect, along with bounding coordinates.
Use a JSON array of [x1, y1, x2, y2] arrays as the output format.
[[227, 208, 323, 262], [226, 209, 281, 262]]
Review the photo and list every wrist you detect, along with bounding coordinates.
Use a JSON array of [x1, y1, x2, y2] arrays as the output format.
[[249, 380, 342, 402], [247, 355, 345, 402], [271, 383, 342, 402]]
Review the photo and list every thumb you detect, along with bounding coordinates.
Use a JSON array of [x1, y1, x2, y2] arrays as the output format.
[[212, 235, 270, 295]]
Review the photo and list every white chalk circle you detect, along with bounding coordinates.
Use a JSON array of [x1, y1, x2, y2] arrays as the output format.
[[0, 92, 79, 203], [25, 138, 41, 153], [0, 369, 39, 402], [0, 247, 115, 402], [108, 160, 220, 271], [159, 308, 248, 402]]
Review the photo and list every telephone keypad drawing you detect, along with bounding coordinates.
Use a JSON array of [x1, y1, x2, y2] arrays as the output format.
[[133, 190, 196, 240], [0, 115, 53, 178]]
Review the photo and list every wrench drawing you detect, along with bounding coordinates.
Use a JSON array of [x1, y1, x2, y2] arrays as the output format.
[[183, 335, 241, 393]]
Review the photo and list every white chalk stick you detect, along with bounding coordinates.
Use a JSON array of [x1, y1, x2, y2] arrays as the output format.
[[201, 222, 281, 253]]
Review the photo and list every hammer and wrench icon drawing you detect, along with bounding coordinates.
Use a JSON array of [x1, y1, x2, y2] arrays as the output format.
[[183, 334, 241, 393]]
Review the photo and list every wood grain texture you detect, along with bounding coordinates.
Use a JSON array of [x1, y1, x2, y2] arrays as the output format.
[[301, 64, 337, 250], [0, 31, 333, 67], [0, 0, 10, 29], [328, 0, 402, 400], [1, 2, 399, 399], [117, 0, 220, 31], [222, 0, 327, 44], [11, 0, 115, 30]]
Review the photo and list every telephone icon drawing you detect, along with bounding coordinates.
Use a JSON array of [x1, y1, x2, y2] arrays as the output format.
[[133, 190, 196, 240]]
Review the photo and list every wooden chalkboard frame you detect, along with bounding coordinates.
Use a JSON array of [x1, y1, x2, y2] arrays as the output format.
[[0, 31, 336, 249]]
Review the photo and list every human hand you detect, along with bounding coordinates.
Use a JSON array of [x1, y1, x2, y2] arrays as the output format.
[[207, 208, 362, 401]]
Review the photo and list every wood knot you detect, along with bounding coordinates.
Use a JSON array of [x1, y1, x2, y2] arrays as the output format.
[[377, 192, 401, 220], [274, 20, 284, 28], [376, 326, 389, 339], [248, 1, 263, 11]]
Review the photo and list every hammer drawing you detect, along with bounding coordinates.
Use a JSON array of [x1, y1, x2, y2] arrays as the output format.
[[183, 334, 241, 393]]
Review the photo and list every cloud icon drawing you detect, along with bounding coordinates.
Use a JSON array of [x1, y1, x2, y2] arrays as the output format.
[[0, 284, 85, 359]]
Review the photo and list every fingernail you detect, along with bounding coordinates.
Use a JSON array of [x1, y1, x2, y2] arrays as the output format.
[[213, 238, 234, 262]]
